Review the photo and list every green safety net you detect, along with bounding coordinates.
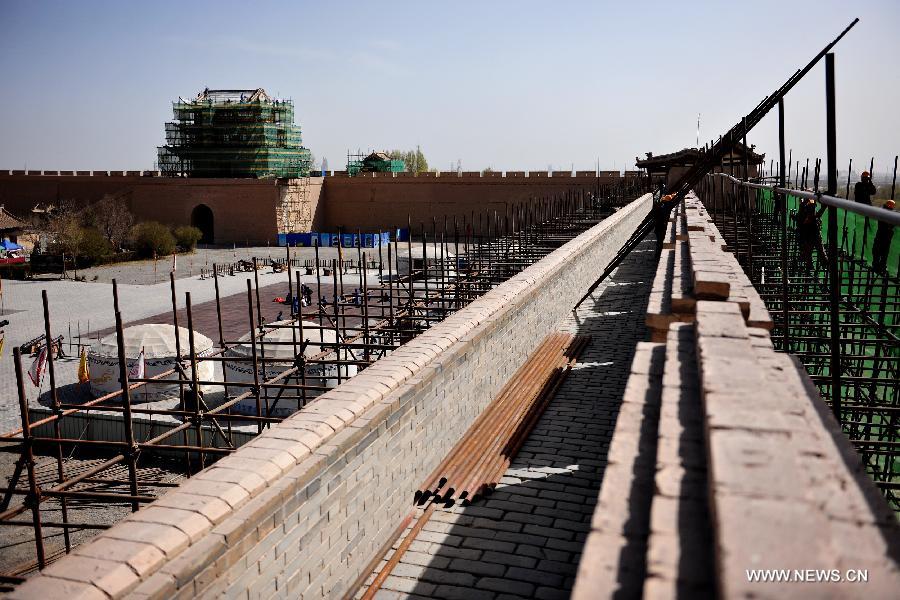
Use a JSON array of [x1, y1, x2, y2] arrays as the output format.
[[758, 188, 899, 276], [754, 187, 898, 505]]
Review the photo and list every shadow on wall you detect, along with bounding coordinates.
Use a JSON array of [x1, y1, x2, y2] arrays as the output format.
[[366, 243, 675, 599]]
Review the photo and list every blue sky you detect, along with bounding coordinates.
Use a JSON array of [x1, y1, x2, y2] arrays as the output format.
[[1, 0, 898, 177]]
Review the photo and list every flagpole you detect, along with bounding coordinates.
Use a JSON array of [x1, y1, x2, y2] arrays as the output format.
[[143, 346, 147, 403]]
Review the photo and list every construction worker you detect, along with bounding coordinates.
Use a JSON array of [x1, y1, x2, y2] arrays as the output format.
[[795, 196, 827, 270], [854, 171, 877, 205], [654, 193, 679, 256], [872, 199, 896, 274]]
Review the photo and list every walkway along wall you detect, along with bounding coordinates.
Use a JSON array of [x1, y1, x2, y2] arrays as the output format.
[[7, 194, 654, 600]]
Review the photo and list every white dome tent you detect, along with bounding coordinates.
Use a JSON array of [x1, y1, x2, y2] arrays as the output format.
[[396, 243, 456, 278], [88, 324, 216, 401], [224, 320, 358, 417]]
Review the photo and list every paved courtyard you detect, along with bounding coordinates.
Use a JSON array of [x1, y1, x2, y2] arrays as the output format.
[[364, 241, 656, 599], [73, 245, 371, 285], [0, 253, 385, 433]]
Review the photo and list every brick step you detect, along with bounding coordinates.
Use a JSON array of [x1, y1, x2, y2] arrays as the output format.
[[575, 297, 900, 598], [571, 342, 664, 598], [647, 192, 772, 342], [646, 241, 694, 342], [694, 300, 900, 598], [643, 323, 714, 598]]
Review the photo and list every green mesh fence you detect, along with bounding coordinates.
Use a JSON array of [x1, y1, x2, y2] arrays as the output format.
[[751, 187, 898, 509]]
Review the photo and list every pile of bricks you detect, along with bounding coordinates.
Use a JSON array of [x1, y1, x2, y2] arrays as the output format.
[[646, 193, 772, 342], [573, 196, 900, 597]]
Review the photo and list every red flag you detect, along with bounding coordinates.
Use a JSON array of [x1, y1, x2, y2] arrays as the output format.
[[28, 346, 48, 387]]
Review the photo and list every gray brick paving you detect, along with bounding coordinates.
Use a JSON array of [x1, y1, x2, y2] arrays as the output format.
[[377, 242, 656, 599]]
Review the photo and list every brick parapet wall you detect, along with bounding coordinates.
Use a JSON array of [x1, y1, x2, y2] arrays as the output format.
[[8, 195, 654, 600]]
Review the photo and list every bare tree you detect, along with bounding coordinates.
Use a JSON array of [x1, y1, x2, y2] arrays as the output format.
[[86, 195, 134, 250], [44, 199, 85, 277]]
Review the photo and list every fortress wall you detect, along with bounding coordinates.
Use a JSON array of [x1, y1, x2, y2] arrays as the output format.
[[320, 174, 621, 232], [0, 173, 285, 245], [0, 172, 627, 245]]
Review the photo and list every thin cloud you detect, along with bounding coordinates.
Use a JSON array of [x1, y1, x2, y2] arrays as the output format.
[[368, 38, 401, 52]]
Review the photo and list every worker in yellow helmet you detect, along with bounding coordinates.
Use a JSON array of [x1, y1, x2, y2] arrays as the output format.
[[872, 199, 896, 274]]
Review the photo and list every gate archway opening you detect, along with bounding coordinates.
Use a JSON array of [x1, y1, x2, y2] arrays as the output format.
[[191, 204, 214, 244]]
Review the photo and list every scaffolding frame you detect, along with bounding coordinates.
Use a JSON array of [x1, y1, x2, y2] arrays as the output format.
[[696, 158, 899, 512], [0, 178, 646, 583], [158, 88, 311, 179]]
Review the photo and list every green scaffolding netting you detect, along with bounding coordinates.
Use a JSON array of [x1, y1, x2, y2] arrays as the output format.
[[757, 188, 899, 276], [750, 188, 899, 509]]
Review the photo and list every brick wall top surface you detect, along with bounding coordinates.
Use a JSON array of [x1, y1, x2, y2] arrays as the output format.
[[573, 191, 900, 599]]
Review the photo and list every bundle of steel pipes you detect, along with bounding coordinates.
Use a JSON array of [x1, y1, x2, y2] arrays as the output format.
[[359, 332, 589, 599], [416, 332, 590, 507]]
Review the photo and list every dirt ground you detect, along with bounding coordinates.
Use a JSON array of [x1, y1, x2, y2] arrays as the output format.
[[0, 447, 184, 577]]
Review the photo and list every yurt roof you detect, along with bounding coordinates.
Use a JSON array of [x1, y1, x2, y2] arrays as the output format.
[[94, 324, 213, 359], [233, 320, 340, 359]]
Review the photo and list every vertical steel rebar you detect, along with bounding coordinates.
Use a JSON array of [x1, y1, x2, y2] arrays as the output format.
[[246, 279, 263, 433], [213, 263, 232, 440], [185, 293, 207, 460], [112, 285, 141, 512], [332, 259, 342, 384], [14, 348, 46, 569], [41, 290, 71, 552], [295, 271, 308, 407], [825, 52, 842, 421], [779, 100, 790, 351]]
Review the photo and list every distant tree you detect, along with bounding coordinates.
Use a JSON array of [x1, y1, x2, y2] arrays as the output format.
[[387, 149, 404, 165], [46, 200, 84, 258], [41, 199, 85, 277], [85, 195, 134, 251], [173, 225, 203, 251], [388, 146, 429, 173], [130, 222, 176, 258], [306, 151, 317, 173], [483, 167, 495, 175], [78, 227, 113, 264]]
